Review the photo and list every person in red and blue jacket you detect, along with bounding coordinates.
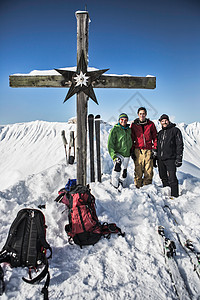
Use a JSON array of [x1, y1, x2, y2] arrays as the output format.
[[131, 107, 157, 188]]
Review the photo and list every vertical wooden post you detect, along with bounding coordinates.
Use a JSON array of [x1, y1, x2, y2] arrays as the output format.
[[76, 11, 89, 185]]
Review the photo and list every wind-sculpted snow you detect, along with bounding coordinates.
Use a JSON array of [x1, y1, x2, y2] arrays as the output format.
[[0, 121, 76, 190], [0, 120, 200, 299], [177, 122, 200, 169]]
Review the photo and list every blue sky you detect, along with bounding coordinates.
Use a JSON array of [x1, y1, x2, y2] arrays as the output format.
[[0, 0, 200, 125]]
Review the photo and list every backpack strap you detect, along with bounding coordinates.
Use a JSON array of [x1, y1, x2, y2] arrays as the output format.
[[41, 270, 50, 300], [22, 257, 50, 300], [35, 212, 52, 257], [22, 211, 51, 300], [54, 187, 68, 203], [54, 193, 65, 203], [0, 266, 5, 296], [101, 223, 125, 238]]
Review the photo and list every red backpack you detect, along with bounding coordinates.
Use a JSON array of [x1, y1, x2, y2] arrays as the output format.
[[55, 184, 125, 248]]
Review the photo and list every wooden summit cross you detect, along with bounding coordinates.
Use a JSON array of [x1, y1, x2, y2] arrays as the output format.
[[9, 11, 156, 186]]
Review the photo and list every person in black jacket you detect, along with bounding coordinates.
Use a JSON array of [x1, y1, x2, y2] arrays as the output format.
[[157, 114, 184, 197]]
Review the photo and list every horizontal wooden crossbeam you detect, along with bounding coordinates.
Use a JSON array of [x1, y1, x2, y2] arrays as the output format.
[[94, 75, 156, 89], [9, 74, 156, 89]]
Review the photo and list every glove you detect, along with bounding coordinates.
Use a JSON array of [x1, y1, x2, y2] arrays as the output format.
[[122, 169, 127, 178], [131, 150, 136, 161], [175, 159, 182, 167], [151, 149, 157, 160], [153, 158, 157, 168], [114, 157, 121, 172], [151, 149, 157, 168], [175, 155, 182, 167]]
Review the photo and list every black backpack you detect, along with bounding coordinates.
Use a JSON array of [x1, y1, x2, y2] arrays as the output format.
[[0, 208, 52, 300], [55, 184, 125, 248]]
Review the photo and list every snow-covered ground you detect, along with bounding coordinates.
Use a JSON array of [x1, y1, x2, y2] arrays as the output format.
[[0, 119, 200, 300]]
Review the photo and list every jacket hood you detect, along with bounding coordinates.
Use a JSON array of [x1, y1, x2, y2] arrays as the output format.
[[114, 123, 130, 130], [162, 122, 176, 130], [133, 118, 150, 125]]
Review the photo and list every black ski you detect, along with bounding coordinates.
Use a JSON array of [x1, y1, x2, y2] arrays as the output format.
[[95, 115, 101, 183], [61, 130, 68, 164], [68, 131, 75, 164], [88, 114, 95, 182]]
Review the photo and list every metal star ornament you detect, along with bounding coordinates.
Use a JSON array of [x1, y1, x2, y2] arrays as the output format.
[[55, 51, 109, 104]]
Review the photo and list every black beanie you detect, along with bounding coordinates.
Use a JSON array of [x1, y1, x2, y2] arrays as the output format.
[[159, 114, 169, 122]]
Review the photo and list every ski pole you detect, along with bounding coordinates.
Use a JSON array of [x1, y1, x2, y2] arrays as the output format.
[[68, 131, 75, 164], [61, 130, 68, 164]]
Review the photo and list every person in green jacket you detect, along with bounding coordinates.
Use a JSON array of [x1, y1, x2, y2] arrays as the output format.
[[108, 113, 133, 188]]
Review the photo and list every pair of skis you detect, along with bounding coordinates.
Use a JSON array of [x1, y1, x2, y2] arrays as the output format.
[[157, 225, 192, 299], [147, 192, 200, 279], [88, 114, 101, 183], [163, 204, 200, 279], [146, 192, 199, 299], [61, 130, 75, 165]]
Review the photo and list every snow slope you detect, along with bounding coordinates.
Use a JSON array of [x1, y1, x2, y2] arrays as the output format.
[[0, 120, 200, 300]]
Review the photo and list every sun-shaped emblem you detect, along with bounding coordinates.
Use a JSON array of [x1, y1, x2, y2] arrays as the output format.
[[74, 71, 89, 87]]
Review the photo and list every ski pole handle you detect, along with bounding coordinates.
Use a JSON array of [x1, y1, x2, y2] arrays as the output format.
[[61, 130, 67, 146], [61, 130, 68, 164]]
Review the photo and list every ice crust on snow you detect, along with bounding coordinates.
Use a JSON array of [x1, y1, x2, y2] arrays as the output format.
[[12, 67, 97, 76], [12, 68, 155, 77], [0, 119, 200, 299]]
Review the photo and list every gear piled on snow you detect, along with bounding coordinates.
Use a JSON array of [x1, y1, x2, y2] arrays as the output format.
[[55, 182, 125, 248], [0, 209, 52, 300]]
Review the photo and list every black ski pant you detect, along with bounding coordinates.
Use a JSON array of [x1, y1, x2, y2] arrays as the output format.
[[157, 159, 179, 197]]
